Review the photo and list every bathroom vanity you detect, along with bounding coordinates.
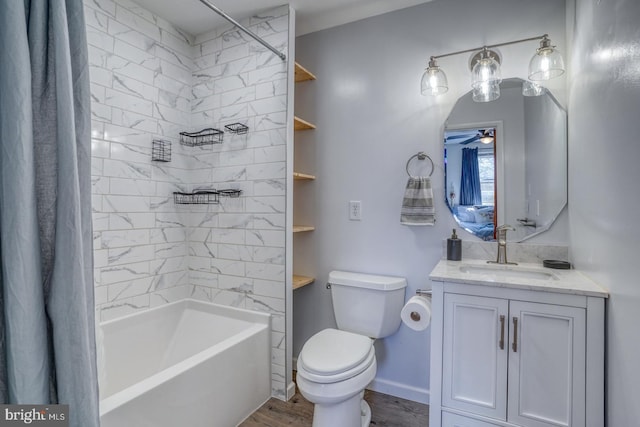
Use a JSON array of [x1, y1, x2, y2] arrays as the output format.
[[428, 259, 608, 427]]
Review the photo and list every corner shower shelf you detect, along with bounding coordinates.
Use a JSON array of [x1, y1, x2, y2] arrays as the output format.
[[293, 225, 315, 233], [173, 189, 242, 204], [174, 190, 219, 205], [179, 128, 223, 146], [294, 172, 316, 180], [293, 275, 315, 290], [294, 116, 316, 131], [295, 62, 317, 82], [217, 189, 242, 198], [224, 123, 249, 135]]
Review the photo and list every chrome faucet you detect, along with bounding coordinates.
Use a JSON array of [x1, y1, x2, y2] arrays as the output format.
[[488, 225, 518, 265]]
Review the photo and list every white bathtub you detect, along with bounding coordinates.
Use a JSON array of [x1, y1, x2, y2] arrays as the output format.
[[99, 299, 271, 427]]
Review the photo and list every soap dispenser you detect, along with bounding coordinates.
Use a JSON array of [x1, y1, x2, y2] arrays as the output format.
[[447, 229, 462, 261]]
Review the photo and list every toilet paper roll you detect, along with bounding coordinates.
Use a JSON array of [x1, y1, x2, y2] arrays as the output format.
[[401, 295, 432, 331]]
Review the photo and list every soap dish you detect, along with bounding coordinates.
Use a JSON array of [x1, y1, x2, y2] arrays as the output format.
[[543, 260, 571, 269]]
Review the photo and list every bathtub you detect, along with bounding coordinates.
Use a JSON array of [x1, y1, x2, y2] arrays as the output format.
[[99, 299, 271, 427]]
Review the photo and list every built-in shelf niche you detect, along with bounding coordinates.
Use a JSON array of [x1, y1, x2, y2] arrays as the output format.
[[293, 61, 316, 292]]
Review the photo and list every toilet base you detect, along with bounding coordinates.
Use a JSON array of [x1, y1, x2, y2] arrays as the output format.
[[361, 398, 372, 427], [311, 391, 371, 427]]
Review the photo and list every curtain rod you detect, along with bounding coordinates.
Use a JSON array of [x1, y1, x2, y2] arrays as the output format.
[[198, 0, 287, 61]]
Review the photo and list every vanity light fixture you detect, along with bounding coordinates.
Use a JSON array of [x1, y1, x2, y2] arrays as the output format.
[[420, 34, 565, 101]]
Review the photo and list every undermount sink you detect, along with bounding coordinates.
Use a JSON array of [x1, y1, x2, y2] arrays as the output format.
[[458, 264, 558, 281]]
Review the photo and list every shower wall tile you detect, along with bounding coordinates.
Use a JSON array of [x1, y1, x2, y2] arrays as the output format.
[[87, 0, 290, 399], [190, 6, 289, 398], [100, 294, 151, 322], [86, 0, 192, 321], [150, 285, 192, 307]]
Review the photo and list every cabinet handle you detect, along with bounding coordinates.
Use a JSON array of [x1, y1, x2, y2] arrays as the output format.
[[512, 317, 518, 352], [499, 315, 505, 350]]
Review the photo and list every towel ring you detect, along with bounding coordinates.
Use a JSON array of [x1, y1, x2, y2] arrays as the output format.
[[406, 152, 434, 177]]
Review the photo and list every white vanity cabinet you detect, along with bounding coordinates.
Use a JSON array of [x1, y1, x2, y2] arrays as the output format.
[[429, 260, 607, 427]]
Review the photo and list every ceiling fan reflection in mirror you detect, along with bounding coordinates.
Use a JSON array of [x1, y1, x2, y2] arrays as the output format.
[[444, 128, 495, 145]]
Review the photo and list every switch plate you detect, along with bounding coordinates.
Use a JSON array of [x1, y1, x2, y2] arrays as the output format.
[[349, 201, 362, 220]]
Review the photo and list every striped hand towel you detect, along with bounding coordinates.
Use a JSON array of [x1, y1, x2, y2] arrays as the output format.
[[400, 177, 435, 226]]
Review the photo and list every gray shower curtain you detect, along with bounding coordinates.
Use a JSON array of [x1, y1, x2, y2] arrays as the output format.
[[0, 1, 99, 426]]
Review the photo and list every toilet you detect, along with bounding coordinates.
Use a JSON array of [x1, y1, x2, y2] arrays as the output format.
[[296, 270, 407, 427]]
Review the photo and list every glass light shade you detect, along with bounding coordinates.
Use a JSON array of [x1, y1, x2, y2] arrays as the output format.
[[528, 45, 565, 81], [421, 63, 448, 96], [471, 52, 501, 89], [522, 80, 546, 97], [472, 81, 500, 102], [480, 131, 494, 144]]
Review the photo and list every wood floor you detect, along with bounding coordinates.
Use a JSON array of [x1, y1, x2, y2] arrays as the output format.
[[239, 388, 429, 427]]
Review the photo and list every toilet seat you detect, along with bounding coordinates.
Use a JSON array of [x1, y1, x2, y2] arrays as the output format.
[[298, 328, 375, 384]]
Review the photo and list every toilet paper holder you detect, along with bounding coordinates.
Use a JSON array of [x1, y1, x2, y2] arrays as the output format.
[[409, 289, 432, 321]]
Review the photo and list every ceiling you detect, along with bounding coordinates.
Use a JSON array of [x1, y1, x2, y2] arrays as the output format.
[[132, 0, 433, 37]]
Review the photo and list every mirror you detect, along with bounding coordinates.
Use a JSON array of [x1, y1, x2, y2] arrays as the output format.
[[444, 78, 567, 242]]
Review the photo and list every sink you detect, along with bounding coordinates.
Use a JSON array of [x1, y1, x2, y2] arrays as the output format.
[[459, 264, 558, 281]]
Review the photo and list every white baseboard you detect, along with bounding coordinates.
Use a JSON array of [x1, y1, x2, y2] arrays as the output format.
[[286, 381, 296, 400], [367, 378, 430, 404]]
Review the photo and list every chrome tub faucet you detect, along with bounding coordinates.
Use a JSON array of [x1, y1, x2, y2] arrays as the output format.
[[488, 225, 518, 265]]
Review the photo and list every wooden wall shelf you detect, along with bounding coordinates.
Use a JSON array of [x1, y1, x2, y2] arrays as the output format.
[[293, 225, 315, 233], [294, 172, 316, 180], [295, 62, 317, 82], [293, 275, 315, 290], [294, 116, 316, 131]]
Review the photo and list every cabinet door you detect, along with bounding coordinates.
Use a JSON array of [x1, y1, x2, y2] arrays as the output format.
[[442, 294, 508, 420], [508, 301, 586, 427]]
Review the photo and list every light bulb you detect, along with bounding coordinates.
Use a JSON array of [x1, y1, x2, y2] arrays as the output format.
[[421, 58, 448, 96]]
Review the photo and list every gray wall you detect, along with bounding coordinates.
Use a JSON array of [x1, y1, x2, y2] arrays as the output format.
[[568, 0, 640, 424], [294, 0, 566, 402]]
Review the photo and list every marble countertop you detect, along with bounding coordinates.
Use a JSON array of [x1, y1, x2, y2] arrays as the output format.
[[429, 259, 609, 298]]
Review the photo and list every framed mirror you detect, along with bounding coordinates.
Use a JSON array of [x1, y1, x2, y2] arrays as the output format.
[[444, 78, 567, 242]]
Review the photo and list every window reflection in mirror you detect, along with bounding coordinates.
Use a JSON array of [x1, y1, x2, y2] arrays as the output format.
[[445, 128, 497, 240]]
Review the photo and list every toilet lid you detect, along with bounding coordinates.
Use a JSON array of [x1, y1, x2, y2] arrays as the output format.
[[299, 328, 373, 377]]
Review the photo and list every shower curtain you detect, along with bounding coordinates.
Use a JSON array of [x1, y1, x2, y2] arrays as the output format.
[[0, 1, 99, 426]]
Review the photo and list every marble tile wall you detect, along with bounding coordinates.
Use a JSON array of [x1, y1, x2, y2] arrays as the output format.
[[441, 240, 569, 263], [86, 0, 195, 322], [85, 0, 290, 398], [188, 6, 289, 398]]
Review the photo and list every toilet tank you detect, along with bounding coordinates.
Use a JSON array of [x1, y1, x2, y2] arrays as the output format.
[[328, 271, 407, 338]]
